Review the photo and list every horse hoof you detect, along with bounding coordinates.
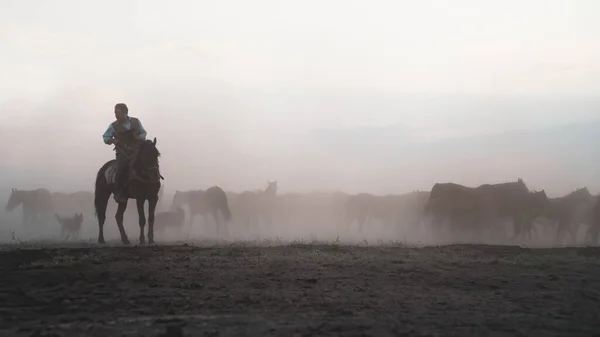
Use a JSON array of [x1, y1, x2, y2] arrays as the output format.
[[122, 240, 131, 245], [98, 239, 105, 244]]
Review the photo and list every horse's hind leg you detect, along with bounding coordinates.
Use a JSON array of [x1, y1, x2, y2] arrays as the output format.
[[554, 219, 568, 245], [115, 201, 130, 245], [96, 191, 111, 244], [147, 197, 157, 245], [136, 199, 147, 245], [217, 209, 230, 238], [586, 225, 599, 245], [568, 222, 579, 245], [21, 209, 27, 229], [186, 213, 196, 239]]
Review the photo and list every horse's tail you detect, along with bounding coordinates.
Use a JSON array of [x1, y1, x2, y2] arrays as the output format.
[[221, 196, 232, 222], [94, 160, 115, 218]]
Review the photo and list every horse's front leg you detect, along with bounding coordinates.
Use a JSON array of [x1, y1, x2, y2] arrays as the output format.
[[115, 201, 130, 245], [23, 209, 33, 232], [187, 211, 196, 237], [136, 198, 147, 245], [147, 197, 158, 245]]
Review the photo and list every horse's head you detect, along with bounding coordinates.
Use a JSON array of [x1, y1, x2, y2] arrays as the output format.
[[511, 178, 529, 194], [171, 190, 186, 210], [5, 188, 23, 212], [265, 180, 278, 196], [529, 189, 549, 211], [135, 138, 161, 182]]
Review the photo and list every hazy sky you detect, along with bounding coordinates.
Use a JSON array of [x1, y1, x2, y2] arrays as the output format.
[[1, 0, 599, 195]]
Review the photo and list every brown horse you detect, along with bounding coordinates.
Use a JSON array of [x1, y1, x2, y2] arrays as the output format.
[[343, 193, 375, 233], [538, 187, 593, 245], [94, 138, 163, 245], [5, 188, 54, 228], [510, 190, 550, 241], [229, 181, 278, 230], [426, 179, 547, 242], [55, 213, 83, 239], [171, 186, 232, 238]]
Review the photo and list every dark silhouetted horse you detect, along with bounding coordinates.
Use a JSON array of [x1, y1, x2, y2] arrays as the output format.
[[94, 138, 162, 245], [538, 187, 593, 245], [426, 179, 547, 242], [171, 186, 232, 239], [5, 188, 54, 228]]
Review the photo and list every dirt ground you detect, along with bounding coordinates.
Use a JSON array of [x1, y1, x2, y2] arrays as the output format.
[[1, 241, 600, 337]]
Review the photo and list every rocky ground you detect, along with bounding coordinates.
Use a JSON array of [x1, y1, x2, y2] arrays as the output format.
[[1, 241, 599, 337]]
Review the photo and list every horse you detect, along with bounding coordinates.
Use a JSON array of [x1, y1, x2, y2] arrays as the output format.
[[94, 138, 162, 245], [153, 206, 186, 239], [344, 191, 431, 234], [510, 190, 550, 242], [171, 186, 232, 239], [5, 188, 54, 228], [229, 180, 278, 231], [55, 213, 83, 239], [343, 193, 375, 233], [426, 179, 546, 243], [538, 187, 594, 245]]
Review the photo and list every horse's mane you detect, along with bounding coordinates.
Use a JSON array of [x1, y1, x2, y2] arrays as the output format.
[[138, 139, 161, 159]]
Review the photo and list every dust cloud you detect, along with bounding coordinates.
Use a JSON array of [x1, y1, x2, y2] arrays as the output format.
[[1, 0, 600, 247]]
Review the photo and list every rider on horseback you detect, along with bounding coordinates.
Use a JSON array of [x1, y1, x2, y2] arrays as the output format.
[[102, 103, 147, 203]]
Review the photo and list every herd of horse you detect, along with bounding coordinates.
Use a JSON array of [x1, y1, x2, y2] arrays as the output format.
[[3, 138, 600, 246]]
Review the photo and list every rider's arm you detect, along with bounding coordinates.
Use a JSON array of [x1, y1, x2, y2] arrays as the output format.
[[136, 120, 147, 141], [103, 124, 115, 144]]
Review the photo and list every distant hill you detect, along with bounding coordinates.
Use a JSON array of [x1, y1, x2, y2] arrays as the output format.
[[309, 118, 600, 160], [307, 118, 600, 194]]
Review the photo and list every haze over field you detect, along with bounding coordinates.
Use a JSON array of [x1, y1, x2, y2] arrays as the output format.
[[1, 0, 598, 206], [3, 4, 600, 335]]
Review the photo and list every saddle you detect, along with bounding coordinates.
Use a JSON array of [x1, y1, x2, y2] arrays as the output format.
[[105, 146, 138, 186]]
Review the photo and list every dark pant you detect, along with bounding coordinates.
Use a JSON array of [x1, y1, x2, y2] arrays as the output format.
[[115, 153, 130, 190]]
